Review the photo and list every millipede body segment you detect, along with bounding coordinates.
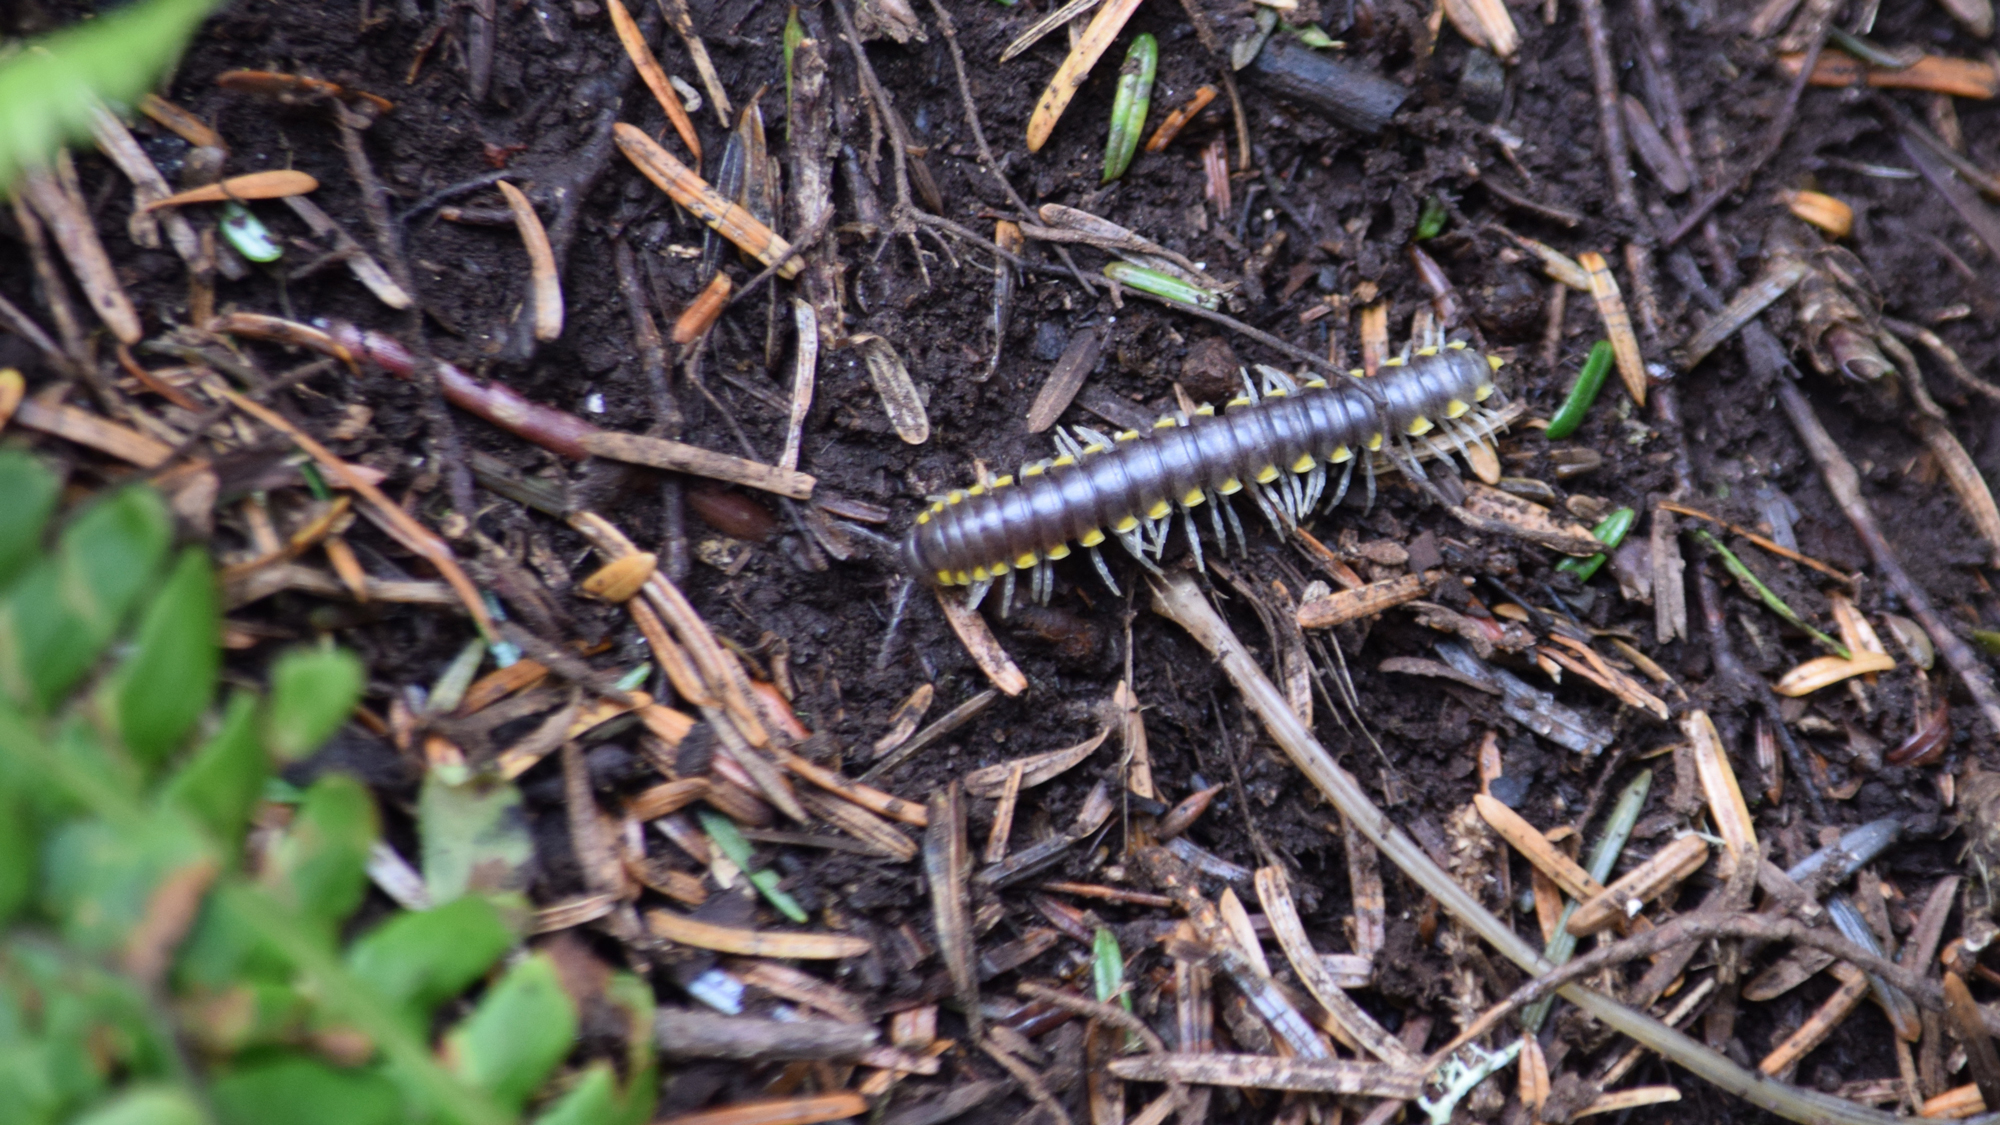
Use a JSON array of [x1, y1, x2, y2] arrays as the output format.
[[898, 343, 1508, 602]]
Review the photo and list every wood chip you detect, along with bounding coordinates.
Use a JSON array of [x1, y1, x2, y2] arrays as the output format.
[[1027, 324, 1101, 433], [645, 909, 869, 958], [1460, 483, 1603, 555], [1685, 709, 1757, 867], [1566, 833, 1710, 936], [850, 333, 928, 444], [1025, 0, 1146, 151], [1920, 1083, 1987, 1119], [963, 726, 1111, 797], [1474, 793, 1605, 903], [580, 431, 815, 498], [1106, 1054, 1423, 1098], [1297, 571, 1433, 628], [608, 0, 701, 162], [143, 169, 320, 210], [933, 587, 1028, 696], [497, 180, 563, 342], [1115, 678, 1155, 799], [1579, 250, 1648, 407], [616, 123, 799, 278]]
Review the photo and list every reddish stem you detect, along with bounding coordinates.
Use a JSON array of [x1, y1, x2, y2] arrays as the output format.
[[321, 320, 600, 460]]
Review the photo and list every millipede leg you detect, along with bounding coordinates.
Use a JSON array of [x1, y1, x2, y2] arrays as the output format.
[[1222, 496, 1248, 555], [1034, 559, 1053, 603], [1089, 546, 1121, 594], [999, 569, 1016, 616], [1331, 458, 1355, 509], [1363, 458, 1377, 511], [965, 578, 993, 611], [1304, 463, 1326, 514], [1181, 505, 1207, 572], [1205, 489, 1229, 548]]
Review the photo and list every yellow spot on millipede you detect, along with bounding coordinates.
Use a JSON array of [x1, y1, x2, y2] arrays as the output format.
[[1146, 499, 1171, 520], [1255, 465, 1280, 484], [1406, 416, 1434, 436], [1291, 453, 1316, 473], [1079, 528, 1106, 547], [1046, 543, 1072, 560], [1113, 514, 1140, 533], [1183, 488, 1206, 506]]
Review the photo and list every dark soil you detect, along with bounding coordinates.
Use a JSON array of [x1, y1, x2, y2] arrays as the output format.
[[6, 0, 2000, 1120]]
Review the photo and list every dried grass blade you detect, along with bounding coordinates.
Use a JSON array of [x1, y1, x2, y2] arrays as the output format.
[[1685, 709, 1757, 867], [1001, 0, 1105, 62], [1774, 651, 1897, 697], [964, 726, 1111, 797], [1578, 250, 1647, 407], [1474, 793, 1604, 902], [1565, 833, 1709, 937], [933, 587, 1028, 696], [1025, 0, 1146, 152], [1679, 258, 1807, 370], [928, 783, 981, 1039], [579, 430, 814, 498], [646, 908, 870, 958], [143, 169, 319, 209], [781, 298, 817, 471], [1148, 572, 1903, 1125], [608, 0, 702, 162], [849, 333, 929, 444], [797, 788, 916, 860], [1027, 324, 1101, 433], [9, 397, 172, 467], [653, 0, 732, 125], [1255, 865, 1419, 1067], [223, 390, 496, 637], [872, 682, 935, 755], [616, 123, 799, 278], [1576, 1086, 1680, 1117], [653, 1092, 867, 1125], [497, 181, 562, 341], [1106, 1054, 1423, 1098], [775, 745, 928, 827], [1760, 962, 1871, 1077]]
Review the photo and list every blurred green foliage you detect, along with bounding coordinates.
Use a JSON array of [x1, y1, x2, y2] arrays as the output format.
[[0, 0, 219, 192], [0, 448, 656, 1125]]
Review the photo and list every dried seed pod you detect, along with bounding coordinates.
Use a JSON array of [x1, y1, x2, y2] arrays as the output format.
[[672, 272, 733, 344], [1782, 190, 1854, 239], [687, 487, 778, 542], [850, 333, 929, 445], [581, 552, 657, 602]]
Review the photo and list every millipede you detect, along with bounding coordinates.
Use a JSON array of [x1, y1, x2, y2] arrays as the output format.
[[898, 340, 1514, 607]]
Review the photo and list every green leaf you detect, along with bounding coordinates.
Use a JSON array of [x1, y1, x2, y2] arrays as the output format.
[[529, 1063, 619, 1125], [0, 0, 222, 193], [161, 692, 267, 847], [443, 952, 577, 1111], [344, 896, 515, 1025], [598, 972, 657, 1125], [41, 807, 209, 956], [0, 485, 171, 711], [211, 1056, 401, 1125], [0, 448, 59, 589], [0, 767, 30, 923], [112, 547, 219, 766], [264, 647, 364, 762], [0, 939, 182, 1122], [263, 774, 375, 940], [419, 771, 532, 906], [66, 1084, 206, 1125]]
